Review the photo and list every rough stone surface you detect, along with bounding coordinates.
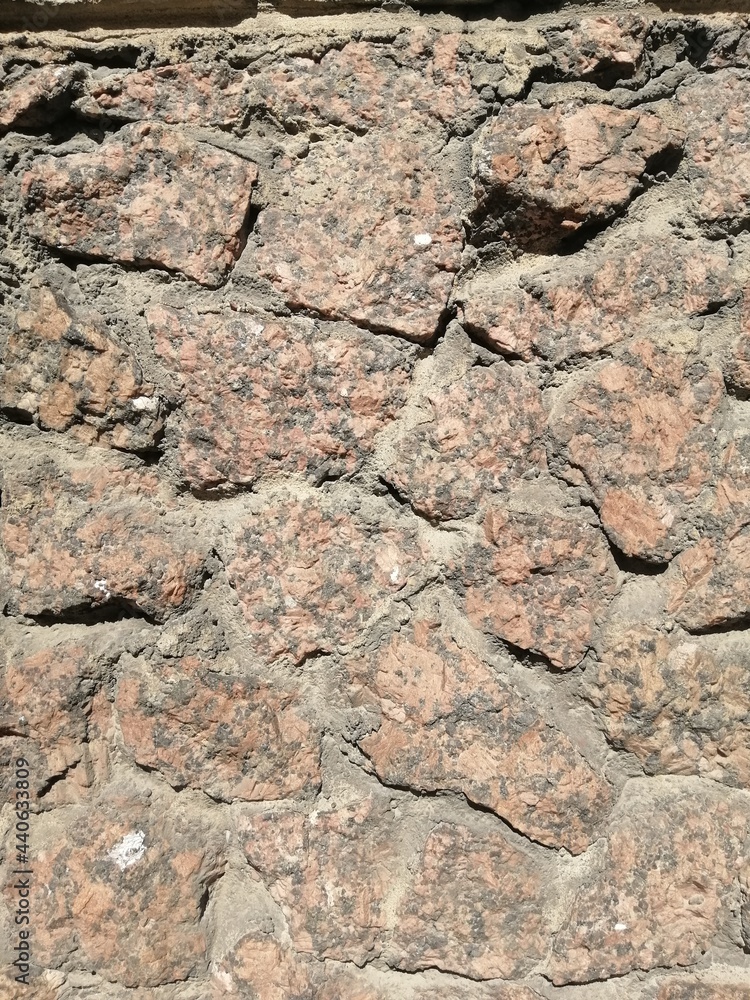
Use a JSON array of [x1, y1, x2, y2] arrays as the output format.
[[658, 982, 750, 1000], [550, 339, 726, 562], [239, 797, 401, 964], [0, 63, 81, 132], [0, 629, 113, 804], [471, 103, 685, 252], [148, 303, 413, 491], [383, 360, 547, 520], [453, 503, 618, 668], [586, 626, 750, 787], [350, 613, 612, 851], [0, 448, 207, 621], [1, 279, 163, 451], [22, 122, 258, 286], [254, 131, 463, 341], [77, 62, 248, 127], [3, 8, 750, 999], [542, 15, 649, 83], [3, 788, 225, 987], [550, 782, 750, 984], [224, 497, 428, 664], [458, 234, 736, 363], [115, 653, 322, 801], [389, 822, 552, 979], [676, 73, 750, 233]]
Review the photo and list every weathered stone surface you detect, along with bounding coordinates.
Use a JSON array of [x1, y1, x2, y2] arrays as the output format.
[[389, 822, 551, 979], [0, 64, 81, 132], [216, 932, 313, 1000], [665, 529, 750, 631], [8, 790, 224, 986], [116, 653, 321, 801], [727, 329, 750, 395], [255, 131, 463, 341], [586, 625, 750, 786], [383, 361, 547, 520], [250, 31, 480, 132], [78, 62, 248, 126], [676, 73, 750, 232], [224, 497, 427, 665], [550, 782, 750, 984], [0, 631, 113, 803], [458, 235, 736, 363], [22, 122, 257, 286], [550, 339, 725, 562], [0, 451, 207, 621], [148, 303, 412, 491], [453, 504, 618, 669], [239, 798, 400, 963], [543, 15, 648, 84], [350, 613, 611, 852], [471, 103, 684, 251], [1, 281, 163, 452], [414, 985, 544, 1000], [658, 981, 750, 1000]]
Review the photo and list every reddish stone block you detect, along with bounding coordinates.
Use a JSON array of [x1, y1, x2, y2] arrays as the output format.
[[454, 504, 618, 669], [224, 497, 427, 665], [22, 122, 258, 286], [383, 361, 547, 520], [2, 281, 163, 452], [351, 614, 612, 851], [148, 303, 412, 491], [472, 103, 684, 251], [550, 782, 750, 983]]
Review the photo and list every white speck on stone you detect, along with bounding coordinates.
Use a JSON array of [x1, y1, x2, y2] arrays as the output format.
[[390, 566, 401, 584], [108, 830, 146, 871], [614, 922, 628, 931], [340, 387, 349, 397], [94, 579, 111, 600], [131, 395, 159, 413], [413, 233, 432, 247]]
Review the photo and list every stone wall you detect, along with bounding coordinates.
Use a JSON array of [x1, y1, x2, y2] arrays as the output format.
[[1, 1, 750, 998]]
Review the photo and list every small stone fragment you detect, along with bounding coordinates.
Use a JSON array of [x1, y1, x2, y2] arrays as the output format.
[[0, 64, 81, 132], [550, 339, 725, 562], [453, 504, 618, 669], [351, 613, 611, 852], [2, 281, 163, 451], [78, 62, 248, 127], [224, 497, 427, 665], [383, 362, 547, 520], [1, 450, 207, 621], [550, 781, 750, 983], [116, 654, 321, 801], [543, 15, 649, 83], [22, 122, 257, 286], [148, 303, 412, 491], [389, 822, 552, 979], [255, 131, 463, 341], [472, 103, 684, 251], [586, 625, 750, 786]]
